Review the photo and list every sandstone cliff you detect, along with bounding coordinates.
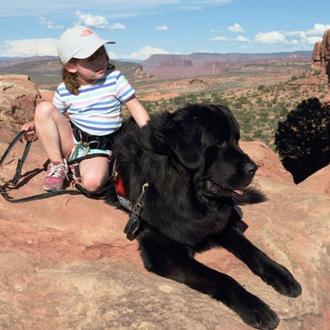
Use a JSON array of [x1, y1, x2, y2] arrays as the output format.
[[312, 29, 330, 85]]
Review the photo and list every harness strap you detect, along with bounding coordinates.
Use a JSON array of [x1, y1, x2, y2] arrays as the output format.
[[70, 122, 120, 150], [0, 131, 30, 178], [75, 178, 117, 201], [11, 140, 32, 187], [0, 131, 117, 203], [0, 187, 81, 203]]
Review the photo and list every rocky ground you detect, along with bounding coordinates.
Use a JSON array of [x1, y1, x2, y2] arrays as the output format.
[[0, 75, 329, 329]]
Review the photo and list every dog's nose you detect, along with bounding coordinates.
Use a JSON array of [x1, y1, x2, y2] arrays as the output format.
[[243, 162, 257, 176]]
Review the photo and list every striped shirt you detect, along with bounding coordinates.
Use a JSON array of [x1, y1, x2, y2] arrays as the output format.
[[53, 70, 135, 136]]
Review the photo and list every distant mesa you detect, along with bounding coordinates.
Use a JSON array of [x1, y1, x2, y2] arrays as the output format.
[[142, 52, 311, 79]]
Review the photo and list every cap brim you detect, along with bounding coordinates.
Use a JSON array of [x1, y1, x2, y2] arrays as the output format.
[[72, 39, 115, 60]]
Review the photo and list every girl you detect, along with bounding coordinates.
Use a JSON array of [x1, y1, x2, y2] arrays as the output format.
[[21, 26, 150, 192]]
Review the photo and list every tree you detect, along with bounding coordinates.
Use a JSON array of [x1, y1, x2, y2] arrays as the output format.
[[274, 98, 330, 183]]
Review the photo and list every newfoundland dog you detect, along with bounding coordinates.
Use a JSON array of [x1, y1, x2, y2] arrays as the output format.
[[112, 104, 301, 330]]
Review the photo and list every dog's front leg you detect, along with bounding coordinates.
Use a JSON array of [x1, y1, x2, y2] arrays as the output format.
[[219, 226, 302, 297], [139, 230, 279, 330]]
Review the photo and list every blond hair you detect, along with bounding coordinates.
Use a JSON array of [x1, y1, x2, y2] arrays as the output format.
[[62, 52, 115, 95]]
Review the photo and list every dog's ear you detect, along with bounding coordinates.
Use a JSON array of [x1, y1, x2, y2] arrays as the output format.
[[166, 122, 203, 170]]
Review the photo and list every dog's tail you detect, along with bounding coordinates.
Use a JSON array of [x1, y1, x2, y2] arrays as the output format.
[[234, 187, 267, 205]]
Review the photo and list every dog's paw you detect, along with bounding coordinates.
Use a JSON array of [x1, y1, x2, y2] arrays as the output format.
[[271, 272, 302, 298], [261, 263, 302, 298], [238, 297, 279, 330]]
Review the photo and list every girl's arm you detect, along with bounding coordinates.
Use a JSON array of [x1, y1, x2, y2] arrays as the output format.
[[20, 120, 38, 141], [125, 96, 150, 127]]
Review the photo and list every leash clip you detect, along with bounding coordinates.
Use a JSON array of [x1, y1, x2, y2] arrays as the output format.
[[123, 183, 149, 241]]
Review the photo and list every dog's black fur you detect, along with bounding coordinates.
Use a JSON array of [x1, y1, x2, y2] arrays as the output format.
[[113, 104, 301, 330]]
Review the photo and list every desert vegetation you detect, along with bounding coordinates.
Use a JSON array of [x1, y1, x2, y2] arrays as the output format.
[[141, 70, 327, 149]]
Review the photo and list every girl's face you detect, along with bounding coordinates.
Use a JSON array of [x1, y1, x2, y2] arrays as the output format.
[[65, 46, 109, 84]]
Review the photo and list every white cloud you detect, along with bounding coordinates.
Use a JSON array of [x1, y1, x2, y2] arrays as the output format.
[[228, 23, 244, 33], [0, 1, 234, 18], [156, 25, 169, 31], [111, 23, 126, 30], [0, 38, 58, 57], [305, 36, 323, 45], [255, 31, 286, 44], [75, 11, 109, 29], [253, 23, 330, 47], [307, 23, 330, 36], [39, 17, 64, 29], [129, 46, 169, 60], [285, 31, 322, 45], [236, 35, 249, 42], [211, 36, 228, 41]]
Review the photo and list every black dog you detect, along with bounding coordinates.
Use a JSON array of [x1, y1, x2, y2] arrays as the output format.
[[113, 104, 302, 330]]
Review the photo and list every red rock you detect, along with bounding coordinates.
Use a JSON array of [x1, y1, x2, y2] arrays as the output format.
[[0, 75, 329, 329], [0, 74, 40, 133], [240, 140, 293, 183], [1, 129, 329, 329], [39, 89, 54, 102], [322, 29, 330, 61], [312, 41, 322, 62], [298, 165, 330, 194], [313, 28, 330, 80]]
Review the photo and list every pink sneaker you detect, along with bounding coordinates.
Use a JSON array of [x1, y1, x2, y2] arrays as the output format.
[[43, 160, 68, 191]]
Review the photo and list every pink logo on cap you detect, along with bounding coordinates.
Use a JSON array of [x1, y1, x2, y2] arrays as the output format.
[[80, 28, 94, 37]]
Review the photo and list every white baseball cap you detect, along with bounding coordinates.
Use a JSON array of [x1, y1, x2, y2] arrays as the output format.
[[57, 26, 115, 64]]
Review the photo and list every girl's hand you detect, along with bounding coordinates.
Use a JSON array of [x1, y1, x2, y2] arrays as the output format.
[[125, 96, 150, 127], [20, 121, 38, 142]]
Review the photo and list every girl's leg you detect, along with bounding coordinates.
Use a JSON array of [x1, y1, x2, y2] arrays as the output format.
[[34, 101, 74, 191], [79, 156, 110, 192], [34, 101, 74, 162]]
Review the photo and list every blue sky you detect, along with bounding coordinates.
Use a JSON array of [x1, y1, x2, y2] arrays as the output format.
[[0, 0, 329, 60]]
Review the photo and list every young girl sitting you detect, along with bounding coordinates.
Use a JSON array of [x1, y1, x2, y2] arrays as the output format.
[[21, 26, 150, 192]]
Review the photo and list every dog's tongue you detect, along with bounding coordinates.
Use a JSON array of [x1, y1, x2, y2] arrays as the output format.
[[233, 189, 244, 196]]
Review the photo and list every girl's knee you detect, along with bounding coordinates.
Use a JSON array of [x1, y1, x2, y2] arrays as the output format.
[[81, 172, 107, 192], [34, 101, 57, 120]]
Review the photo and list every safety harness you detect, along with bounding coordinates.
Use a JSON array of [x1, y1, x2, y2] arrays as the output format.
[[0, 131, 115, 202], [0, 131, 148, 240]]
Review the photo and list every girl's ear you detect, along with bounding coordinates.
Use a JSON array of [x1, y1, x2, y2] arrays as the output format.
[[64, 63, 77, 74]]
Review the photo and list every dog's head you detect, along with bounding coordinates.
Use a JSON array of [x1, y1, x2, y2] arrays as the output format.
[[165, 104, 264, 206]]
